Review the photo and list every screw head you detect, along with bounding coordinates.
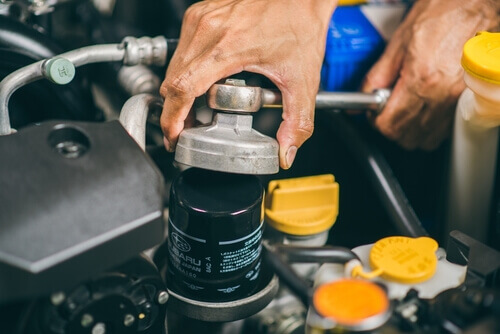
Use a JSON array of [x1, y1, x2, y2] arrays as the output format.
[[123, 314, 135, 327], [224, 78, 246, 87], [157, 291, 169, 305], [55, 141, 87, 158], [92, 322, 106, 334], [50, 292, 66, 306], [81, 314, 94, 328]]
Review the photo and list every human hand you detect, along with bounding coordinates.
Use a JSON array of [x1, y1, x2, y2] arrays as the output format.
[[160, 0, 336, 169], [362, 0, 500, 150]]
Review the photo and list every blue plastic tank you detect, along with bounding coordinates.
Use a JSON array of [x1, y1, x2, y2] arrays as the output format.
[[321, 6, 385, 92]]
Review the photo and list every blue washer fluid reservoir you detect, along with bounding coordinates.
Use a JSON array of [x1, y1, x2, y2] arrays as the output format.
[[321, 5, 406, 92]]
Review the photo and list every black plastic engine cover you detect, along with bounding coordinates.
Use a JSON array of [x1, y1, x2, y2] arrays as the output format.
[[0, 120, 164, 304]]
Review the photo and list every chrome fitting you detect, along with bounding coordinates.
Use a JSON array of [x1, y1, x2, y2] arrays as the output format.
[[121, 36, 167, 67]]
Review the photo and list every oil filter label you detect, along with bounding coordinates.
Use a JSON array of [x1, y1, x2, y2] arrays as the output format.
[[167, 218, 262, 300], [220, 223, 262, 273]]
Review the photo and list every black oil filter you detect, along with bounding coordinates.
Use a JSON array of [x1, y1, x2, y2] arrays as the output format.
[[167, 168, 264, 302]]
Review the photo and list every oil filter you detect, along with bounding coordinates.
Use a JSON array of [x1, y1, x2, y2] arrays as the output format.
[[167, 168, 264, 302]]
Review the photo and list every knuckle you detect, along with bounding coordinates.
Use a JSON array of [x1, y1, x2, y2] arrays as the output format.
[[183, 5, 202, 25], [159, 83, 168, 98], [400, 139, 417, 151], [364, 70, 386, 90], [377, 123, 402, 141], [449, 81, 466, 99], [165, 72, 192, 99], [296, 117, 315, 140], [197, 11, 223, 32], [210, 46, 226, 63], [418, 66, 439, 88]]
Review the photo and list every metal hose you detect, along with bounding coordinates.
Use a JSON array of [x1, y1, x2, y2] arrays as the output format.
[[0, 36, 168, 136], [119, 94, 163, 151]]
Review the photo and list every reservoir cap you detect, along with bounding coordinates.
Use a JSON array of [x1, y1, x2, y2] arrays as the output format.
[[462, 31, 500, 84], [265, 174, 339, 236], [313, 279, 389, 328], [369, 236, 438, 284]]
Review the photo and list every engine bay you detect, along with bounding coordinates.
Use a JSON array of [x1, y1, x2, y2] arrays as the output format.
[[0, 1, 499, 333]]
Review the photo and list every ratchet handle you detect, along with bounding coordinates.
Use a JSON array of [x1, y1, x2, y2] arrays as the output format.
[[207, 80, 391, 114], [262, 88, 391, 114]]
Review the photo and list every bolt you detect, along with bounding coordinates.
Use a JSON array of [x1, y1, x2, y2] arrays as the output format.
[[465, 291, 482, 306], [81, 314, 94, 328], [92, 322, 106, 334], [157, 291, 169, 305], [55, 141, 86, 158], [123, 314, 135, 327], [50, 292, 65, 306], [224, 78, 246, 86]]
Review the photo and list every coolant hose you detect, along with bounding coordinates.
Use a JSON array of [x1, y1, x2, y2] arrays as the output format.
[[272, 244, 359, 264], [321, 110, 429, 238], [262, 243, 313, 307]]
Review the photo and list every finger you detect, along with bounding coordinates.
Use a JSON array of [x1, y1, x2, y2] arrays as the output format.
[[397, 119, 423, 150], [419, 105, 454, 151], [160, 46, 246, 150], [159, 2, 231, 150], [276, 82, 316, 170], [361, 33, 405, 93], [374, 78, 425, 143]]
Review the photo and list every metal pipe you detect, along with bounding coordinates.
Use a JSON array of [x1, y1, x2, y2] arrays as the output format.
[[209, 81, 391, 113], [0, 44, 125, 135], [315, 89, 391, 113], [0, 36, 167, 136], [117, 65, 161, 96], [262, 89, 391, 113], [119, 94, 163, 151]]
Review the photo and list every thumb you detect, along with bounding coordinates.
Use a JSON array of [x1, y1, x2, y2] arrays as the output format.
[[275, 82, 316, 170]]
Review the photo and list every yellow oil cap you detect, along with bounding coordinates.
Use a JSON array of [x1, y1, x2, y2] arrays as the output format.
[[462, 31, 500, 85], [369, 236, 438, 284], [265, 174, 339, 236], [313, 279, 389, 326]]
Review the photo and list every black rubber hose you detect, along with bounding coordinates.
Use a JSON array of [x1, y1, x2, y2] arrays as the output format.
[[0, 16, 61, 59], [321, 110, 429, 238], [273, 244, 359, 264], [262, 243, 313, 307]]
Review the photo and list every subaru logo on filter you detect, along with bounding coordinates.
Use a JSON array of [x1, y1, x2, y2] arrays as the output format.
[[171, 232, 191, 252]]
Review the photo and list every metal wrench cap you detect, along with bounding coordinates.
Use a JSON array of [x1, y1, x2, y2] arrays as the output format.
[[207, 81, 262, 112]]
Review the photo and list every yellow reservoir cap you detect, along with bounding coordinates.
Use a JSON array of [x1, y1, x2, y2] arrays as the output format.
[[462, 31, 500, 85], [313, 279, 389, 326], [369, 236, 438, 284], [338, 0, 367, 5], [265, 174, 339, 236]]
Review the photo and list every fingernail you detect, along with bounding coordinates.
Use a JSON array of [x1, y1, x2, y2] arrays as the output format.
[[285, 146, 297, 169]]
